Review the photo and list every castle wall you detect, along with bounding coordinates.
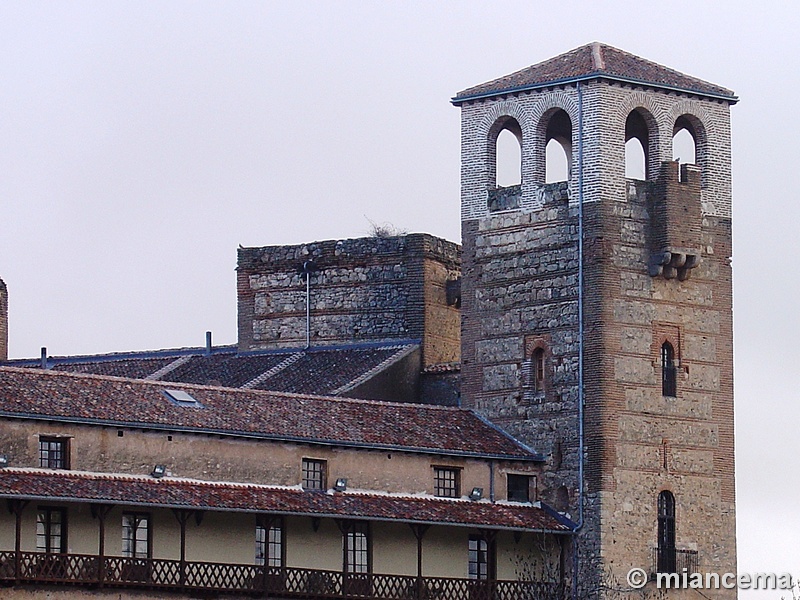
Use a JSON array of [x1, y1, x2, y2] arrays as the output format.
[[237, 234, 460, 368]]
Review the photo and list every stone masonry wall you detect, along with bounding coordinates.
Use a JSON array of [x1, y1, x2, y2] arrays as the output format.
[[237, 234, 460, 367]]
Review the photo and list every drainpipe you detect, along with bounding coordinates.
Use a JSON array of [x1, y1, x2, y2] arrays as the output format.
[[301, 261, 314, 349], [572, 79, 586, 600]]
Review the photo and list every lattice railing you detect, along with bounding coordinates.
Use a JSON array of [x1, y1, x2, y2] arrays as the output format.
[[0, 551, 559, 599]]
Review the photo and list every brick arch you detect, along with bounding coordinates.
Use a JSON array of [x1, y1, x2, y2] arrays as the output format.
[[665, 100, 711, 189], [478, 101, 532, 191], [528, 92, 579, 186], [614, 93, 665, 180]]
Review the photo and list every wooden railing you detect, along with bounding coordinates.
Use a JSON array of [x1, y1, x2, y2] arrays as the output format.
[[0, 551, 561, 599]]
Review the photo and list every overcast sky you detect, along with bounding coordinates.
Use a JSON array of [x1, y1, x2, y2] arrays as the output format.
[[0, 1, 797, 594]]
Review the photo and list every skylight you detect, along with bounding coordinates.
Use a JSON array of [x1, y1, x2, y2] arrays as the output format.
[[163, 389, 202, 407]]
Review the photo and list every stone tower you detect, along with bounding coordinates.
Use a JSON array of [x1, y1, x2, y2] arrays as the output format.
[[454, 43, 736, 597]]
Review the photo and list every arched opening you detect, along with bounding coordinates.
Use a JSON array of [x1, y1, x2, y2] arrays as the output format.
[[488, 117, 522, 190], [496, 128, 522, 187], [625, 138, 646, 180], [544, 109, 572, 184], [625, 110, 650, 180], [672, 117, 697, 165], [661, 342, 677, 397], [657, 491, 676, 573]]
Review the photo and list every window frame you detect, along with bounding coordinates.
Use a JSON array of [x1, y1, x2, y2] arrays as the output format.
[[342, 521, 371, 575], [36, 506, 67, 554], [256, 517, 284, 568], [468, 534, 496, 581], [38, 436, 70, 470], [506, 474, 533, 503], [433, 466, 461, 498], [122, 512, 152, 559], [657, 491, 677, 573], [301, 458, 327, 491]]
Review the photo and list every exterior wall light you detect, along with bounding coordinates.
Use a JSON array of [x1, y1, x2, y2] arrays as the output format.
[[334, 477, 348, 492], [151, 464, 167, 478], [0, 455, 7, 468], [469, 487, 483, 501]]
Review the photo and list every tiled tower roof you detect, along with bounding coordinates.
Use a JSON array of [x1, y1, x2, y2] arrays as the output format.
[[454, 42, 737, 104]]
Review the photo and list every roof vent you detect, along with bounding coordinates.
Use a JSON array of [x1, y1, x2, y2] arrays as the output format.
[[163, 389, 202, 408]]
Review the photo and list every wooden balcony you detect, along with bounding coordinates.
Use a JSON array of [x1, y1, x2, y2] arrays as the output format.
[[0, 551, 561, 599]]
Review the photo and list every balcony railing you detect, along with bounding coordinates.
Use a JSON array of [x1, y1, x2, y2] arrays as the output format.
[[0, 551, 561, 599], [650, 547, 699, 578]]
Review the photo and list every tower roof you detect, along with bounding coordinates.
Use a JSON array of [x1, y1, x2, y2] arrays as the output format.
[[453, 42, 737, 104]]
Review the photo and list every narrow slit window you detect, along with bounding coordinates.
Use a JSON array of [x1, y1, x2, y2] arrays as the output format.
[[532, 348, 545, 393], [657, 491, 676, 573], [661, 342, 677, 397]]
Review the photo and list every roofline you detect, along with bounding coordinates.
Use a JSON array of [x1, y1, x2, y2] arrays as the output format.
[[4, 339, 422, 367], [467, 409, 545, 461], [0, 490, 570, 534], [0, 411, 542, 463], [452, 72, 738, 106]]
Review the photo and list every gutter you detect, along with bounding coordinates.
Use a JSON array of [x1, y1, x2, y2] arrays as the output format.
[[0, 490, 572, 535], [451, 72, 738, 106], [0, 411, 543, 464]]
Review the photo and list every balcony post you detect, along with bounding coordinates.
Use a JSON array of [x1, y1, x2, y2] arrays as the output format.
[[7, 499, 28, 582], [409, 524, 429, 600], [91, 503, 113, 586], [172, 509, 193, 589]]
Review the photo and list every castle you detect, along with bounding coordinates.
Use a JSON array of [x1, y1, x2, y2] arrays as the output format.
[[0, 43, 737, 599]]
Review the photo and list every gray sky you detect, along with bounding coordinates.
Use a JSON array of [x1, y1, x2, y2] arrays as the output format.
[[1, 1, 797, 593]]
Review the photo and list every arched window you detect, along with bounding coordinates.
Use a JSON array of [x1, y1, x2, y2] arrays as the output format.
[[496, 128, 522, 187], [532, 348, 545, 393], [544, 110, 572, 183], [657, 491, 676, 573], [673, 116, 697, 165], [661, 342, 677, 397], [625, 110, 649, 180]]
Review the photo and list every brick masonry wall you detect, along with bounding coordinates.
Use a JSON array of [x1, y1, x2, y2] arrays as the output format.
[[237, 234, 460, 367], [458, 76, 735, 597], [0, 278, 7, 361]]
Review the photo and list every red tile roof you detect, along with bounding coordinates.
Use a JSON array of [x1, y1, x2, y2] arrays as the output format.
[[0, 367, 539, 461], [454, 42, 736, 103], [0, 469, 570, 532]]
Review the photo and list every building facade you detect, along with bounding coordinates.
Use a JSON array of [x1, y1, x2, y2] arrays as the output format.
[[0, 43, 738, 599]]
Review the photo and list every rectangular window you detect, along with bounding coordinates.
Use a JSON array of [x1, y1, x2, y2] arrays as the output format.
[[433, 467, 460, 498], [39, 437, 69, 469], [36, 507, 67, 553], [468, 536, 489, 580], [507, 474, 533, 503], [344, 522, 370, 574], [302, 458, 327, 490], [256, 519, 283, 567], [122, 513, 151, 558]]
